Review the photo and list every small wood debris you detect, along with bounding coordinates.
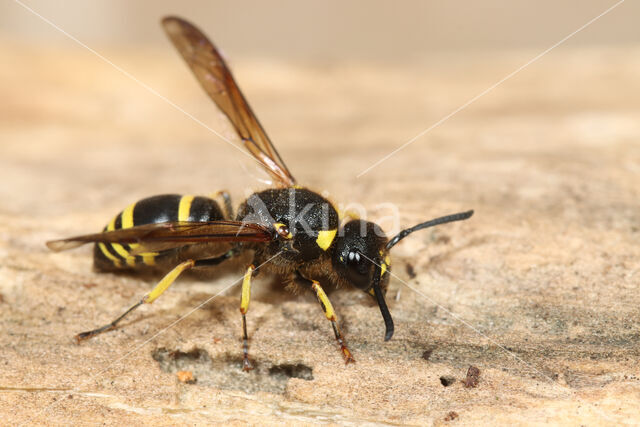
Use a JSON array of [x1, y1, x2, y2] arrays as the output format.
[[444, 411, 459, 421], [177, 370, 196, 384], [405, 263, 416, 279], [463, 366, 480, 388], [422, 348, 433, 360]]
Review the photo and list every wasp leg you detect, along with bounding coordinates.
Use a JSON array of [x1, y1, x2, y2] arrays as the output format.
[[193, 249, 237, 267], [239, 264, 255, 371], [296, 272, 355, 364], [210, 190, 233, 219], [75, 259, 196, 342]]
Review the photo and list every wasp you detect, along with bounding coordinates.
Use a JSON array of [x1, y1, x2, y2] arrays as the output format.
[[47, 16, 473, 371]]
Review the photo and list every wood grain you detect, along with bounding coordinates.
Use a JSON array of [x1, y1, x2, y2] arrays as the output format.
[[1, 43, 639, 424]]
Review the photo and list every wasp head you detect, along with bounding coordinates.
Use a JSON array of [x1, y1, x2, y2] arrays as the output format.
[[332, 210, 474, 342], [333, 219, 393, 341]]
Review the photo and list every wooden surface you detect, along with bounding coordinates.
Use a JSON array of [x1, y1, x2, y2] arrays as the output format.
[[1, 42, 640, 424]]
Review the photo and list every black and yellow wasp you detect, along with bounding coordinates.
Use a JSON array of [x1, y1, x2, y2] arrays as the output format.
[[47, 16, 473, 371]]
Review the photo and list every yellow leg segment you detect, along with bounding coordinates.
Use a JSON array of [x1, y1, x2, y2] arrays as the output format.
[[240, 265, 255, 371], [144, 260, 195, 303], [310, 281, 355, 364], [75, 260, 195, 342]]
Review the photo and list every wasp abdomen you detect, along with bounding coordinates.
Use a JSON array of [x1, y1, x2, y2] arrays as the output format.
[[94, 194, 225, 270]]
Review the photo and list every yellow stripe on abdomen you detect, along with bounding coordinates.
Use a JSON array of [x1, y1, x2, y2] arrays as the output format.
[[107, 205, 136, 267], [141, 253, 157, 266], [98, 242, 122, 268], [178, 195, 195, 222], [121, 202, 135, 228]]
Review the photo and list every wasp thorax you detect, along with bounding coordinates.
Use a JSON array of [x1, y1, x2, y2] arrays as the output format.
[[236, 188, 340, 261]]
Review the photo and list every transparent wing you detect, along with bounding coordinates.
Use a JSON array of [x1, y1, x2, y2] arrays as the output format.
[[162, 16, 296, 187]]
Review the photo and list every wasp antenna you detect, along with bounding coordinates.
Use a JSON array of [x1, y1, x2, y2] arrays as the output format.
[[386, 210, 474, 251], [372, 264, 394, 341]]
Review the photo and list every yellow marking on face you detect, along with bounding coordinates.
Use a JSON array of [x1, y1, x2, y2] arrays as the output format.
[[274, 222, 292, 239], [178, 195, 195, 222], [316, 229, 337, 251], [145, 259, 194, 304], [311, 281, 336, 321], [98, 242, 121, 268], [240, 265, 254, 314], [380, 255, 391, 278], [368, 288, 375, 296]]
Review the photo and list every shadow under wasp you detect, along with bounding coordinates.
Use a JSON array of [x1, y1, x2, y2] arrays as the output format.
[[47, 16, 473, 371]]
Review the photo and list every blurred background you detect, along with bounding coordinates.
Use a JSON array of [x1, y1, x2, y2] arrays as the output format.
[[2, 3, 640, 423], [1, 0, 638, 59], [0, 0, 637, 218]]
